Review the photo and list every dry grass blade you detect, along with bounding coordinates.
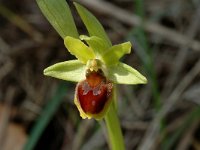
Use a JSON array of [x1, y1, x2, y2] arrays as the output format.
[[0, 4, 43, 42], [162, 5, 200, 97], [72, 120, 94, 150], [76, 0, 200, 51], [0, 87, 15, 149], [176, 120, 199, 150], [138, 58, 200, 150]]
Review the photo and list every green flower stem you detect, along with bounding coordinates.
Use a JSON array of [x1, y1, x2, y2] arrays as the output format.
[[105, 98, 125, 150]]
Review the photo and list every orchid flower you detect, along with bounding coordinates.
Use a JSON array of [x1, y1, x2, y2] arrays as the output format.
[[44, 35, 147, 119]]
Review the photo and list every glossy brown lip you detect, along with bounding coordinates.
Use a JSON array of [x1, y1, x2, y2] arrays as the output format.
[[76, 69, 113, 114]]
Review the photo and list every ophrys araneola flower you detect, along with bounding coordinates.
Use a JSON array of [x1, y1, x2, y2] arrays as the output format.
[[44, 35, 147, 119]]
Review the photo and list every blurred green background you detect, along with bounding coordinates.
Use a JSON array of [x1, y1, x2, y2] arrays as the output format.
[[0, 0, 200, 150]]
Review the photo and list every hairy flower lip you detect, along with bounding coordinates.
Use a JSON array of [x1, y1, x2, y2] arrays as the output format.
[[75, 68, 113, 119]]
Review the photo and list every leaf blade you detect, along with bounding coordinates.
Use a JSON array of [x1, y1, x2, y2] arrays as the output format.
[[36, 0, 79, 38], [74, 2, 112, 47]]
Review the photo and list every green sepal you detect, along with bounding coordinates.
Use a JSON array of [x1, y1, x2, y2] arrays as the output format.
[[74, 2, 112, 48], [107, 62, 147, 84], [36, 0, 78, 39], [64, 36, 95, 63], [80, 35, 109, 58], [43, 60, 86, 82], [102, 42, 132, 65]]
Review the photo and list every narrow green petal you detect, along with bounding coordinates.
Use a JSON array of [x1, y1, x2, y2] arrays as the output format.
[[107, 63, 147, 84], [44, 60, 86, 82], [74, 2, 112, 48], [36, 0, 78, 39], [64, 36, 95, 63], [102, 42, 132, 65], [80, 35, 109, 57]]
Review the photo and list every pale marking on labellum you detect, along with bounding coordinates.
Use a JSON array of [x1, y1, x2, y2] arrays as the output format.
[[82, 82, 91, 95], [93, 82, 104, 96], [92, 100, 96, 106], [107, 83, 113, 96]]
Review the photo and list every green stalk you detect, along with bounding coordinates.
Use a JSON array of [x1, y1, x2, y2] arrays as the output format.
[[105, 96, 125, 150]]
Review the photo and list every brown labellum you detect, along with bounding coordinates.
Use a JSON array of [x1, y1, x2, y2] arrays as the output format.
[[76, 69, 113, 115]]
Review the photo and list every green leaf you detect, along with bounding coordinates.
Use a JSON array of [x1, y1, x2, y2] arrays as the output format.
[[107, 62, 147, 84], [64, 36, 95, 63], [102, 42, 132, 65], [74, 2, 112, 47], [79, 35, 109, 58], [36, 0, 79, 39], [44, 60, 86, 82]]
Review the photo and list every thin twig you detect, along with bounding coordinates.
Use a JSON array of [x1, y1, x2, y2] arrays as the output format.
[[176, 120, 199, 150], [0, 87, 15, 149], [122, 120, 148, 130], [81, 127, 105, 150], [0, 37, 10, 53], [0, 60, 14, 82]]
